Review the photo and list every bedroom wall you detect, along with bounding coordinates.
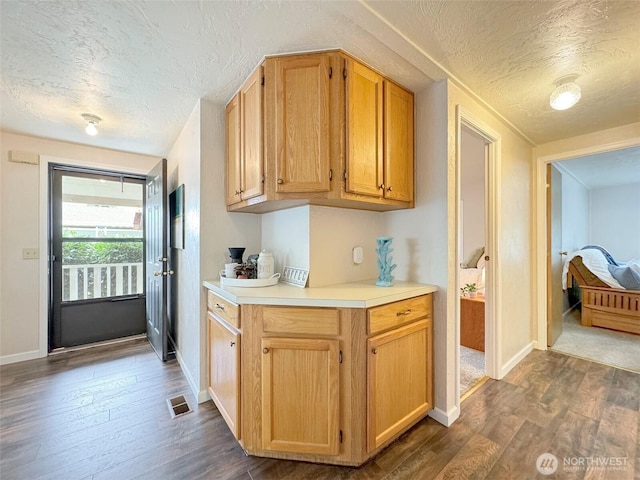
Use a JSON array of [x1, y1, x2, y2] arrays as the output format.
[[590, 182, 640, 260], [460, 127, 486, 264], [558, 167, 590, 253]]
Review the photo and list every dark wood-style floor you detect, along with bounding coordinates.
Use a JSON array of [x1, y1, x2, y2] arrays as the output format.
[[1, 339, 638, 480]]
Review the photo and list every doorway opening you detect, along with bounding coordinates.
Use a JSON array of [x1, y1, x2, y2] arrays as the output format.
[[458, 125, 489, 398], [49, 165, 146, 351], [455, 106, 501, 408], [545, 149, 640, 372]]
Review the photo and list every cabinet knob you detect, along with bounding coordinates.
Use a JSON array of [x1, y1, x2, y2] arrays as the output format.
[[378, 183, 384, 190], [387, 186, 393, 192], [230, 341, 236, 347], [263, 347, 270, 354], [235, 190, 240, 195], [215, 303, 225, 311], [371, 348, 378, 355], [277, 178, 284, 184], [396, 309, 411, 316]]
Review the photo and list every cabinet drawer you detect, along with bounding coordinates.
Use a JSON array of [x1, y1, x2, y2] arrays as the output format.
[[263, 306, 339, 336], [368, 295, 430, 335], [207, 291, 240, 328]]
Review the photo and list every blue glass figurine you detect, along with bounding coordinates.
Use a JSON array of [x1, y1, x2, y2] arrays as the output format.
[[375, 236, 397, 287]]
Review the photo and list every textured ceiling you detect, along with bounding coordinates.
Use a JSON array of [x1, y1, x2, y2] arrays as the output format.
[[559, 146, 640, 189], [1, 1, 639, 156]]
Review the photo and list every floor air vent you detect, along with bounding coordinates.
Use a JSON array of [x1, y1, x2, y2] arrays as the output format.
[[167, 395, 192, 418]]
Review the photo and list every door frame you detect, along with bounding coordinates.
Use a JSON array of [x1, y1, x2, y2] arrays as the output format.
[[534, 136, 640, 348], [455, 106, 502, 406], [38, 156, 153, 358]]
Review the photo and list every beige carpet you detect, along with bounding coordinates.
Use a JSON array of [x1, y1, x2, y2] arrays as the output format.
[[551, 309, 640, 373], [460, 346, 485, 395]]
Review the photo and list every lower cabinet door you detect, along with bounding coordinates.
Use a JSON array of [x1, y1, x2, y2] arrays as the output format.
[[261, 337, 340, 455], [208, 312, 241, 439], [367, 319, 431, 451]]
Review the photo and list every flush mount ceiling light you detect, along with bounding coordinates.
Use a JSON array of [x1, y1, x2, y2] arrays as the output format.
[[82, 113, 101, 136], [550, 76, 582, 111]]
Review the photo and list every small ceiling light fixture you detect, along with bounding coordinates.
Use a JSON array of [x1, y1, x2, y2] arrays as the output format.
[[82, 113, 101, 136], [550, 75, 582, 111]]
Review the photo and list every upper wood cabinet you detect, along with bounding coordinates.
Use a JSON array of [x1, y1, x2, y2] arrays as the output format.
[[345, 60, 384, 198], [226, 66, 264, 206], [225, 94, 242, 206], [383, 81, 414, 202], [225, 50, 414, 212], [266, 54, 332, 194]]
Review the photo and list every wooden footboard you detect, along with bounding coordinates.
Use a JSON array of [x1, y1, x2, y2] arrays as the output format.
[[581, 286, 640, 335]]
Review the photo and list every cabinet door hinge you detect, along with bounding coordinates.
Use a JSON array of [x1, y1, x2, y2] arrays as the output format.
[[343, 68, 347, 79], [339, 350, 343, 363], [329, 67, 333, 79], [339, 430, 343, 443], [343, 170, 347, 181], [329, 169, 333, 181], [261, 75, 265, 86]]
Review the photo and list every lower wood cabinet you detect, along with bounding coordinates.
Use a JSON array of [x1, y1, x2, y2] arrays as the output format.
[[367, 318, 432, 451], [208, 312, 241, 440], [261, 337, 340, 455]]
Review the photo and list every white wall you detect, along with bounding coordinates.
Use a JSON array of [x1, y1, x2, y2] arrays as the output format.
[[460, 127, 486, 262], [0, 131, 158, 364], [167, 100, 261, 401], [309, 206, 382, 287], [261, 206, 310, 274], [559, 168, 590, 253], [590, 182, 640, 260]]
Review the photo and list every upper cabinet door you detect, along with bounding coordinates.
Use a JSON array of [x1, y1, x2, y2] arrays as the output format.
[[270, 54, 332, 193], [225, 94, 242, 206], [345, 60, 384, 198], [384, 82, 414, 202], [241, 66, 264, 201]]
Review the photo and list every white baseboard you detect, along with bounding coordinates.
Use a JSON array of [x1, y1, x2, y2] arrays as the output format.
[[499, 342, 534, 378], [0, 349, 43, 365], [428, 405, 459, 427]]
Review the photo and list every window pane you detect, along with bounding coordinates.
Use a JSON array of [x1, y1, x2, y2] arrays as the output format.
[[62, 176, 143, 239]]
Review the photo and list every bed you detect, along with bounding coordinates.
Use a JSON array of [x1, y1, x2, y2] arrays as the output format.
[[564, 248, 640, 335]]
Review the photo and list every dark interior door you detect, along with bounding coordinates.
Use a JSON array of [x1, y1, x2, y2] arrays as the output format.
[[49, 166, 146, 350], [145, 159, 170, 360]]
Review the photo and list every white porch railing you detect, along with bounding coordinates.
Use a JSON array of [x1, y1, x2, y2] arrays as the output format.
[[63, 262, 144, 301]]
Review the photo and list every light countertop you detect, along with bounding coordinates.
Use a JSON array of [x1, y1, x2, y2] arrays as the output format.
[[203, 278, 438, 308]]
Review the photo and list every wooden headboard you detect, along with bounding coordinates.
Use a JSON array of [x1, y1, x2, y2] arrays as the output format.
[[567, 256, 609, 289]]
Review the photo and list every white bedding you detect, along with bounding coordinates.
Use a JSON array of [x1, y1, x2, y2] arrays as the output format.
[[459, 267, 485, 294], [562, 249, 623, 290]]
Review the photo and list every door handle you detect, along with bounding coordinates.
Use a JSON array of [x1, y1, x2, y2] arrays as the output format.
[[560, 251, 568, 255], [153, 271, 162, 276]]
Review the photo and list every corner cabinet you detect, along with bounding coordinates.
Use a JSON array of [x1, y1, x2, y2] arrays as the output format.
[[261, 337, 340, 455], [267, 54, 332, 194], [225, 49, 415, 213]]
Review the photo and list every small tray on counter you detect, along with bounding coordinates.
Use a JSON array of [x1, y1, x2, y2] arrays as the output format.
[[219, 273, 280, 288]]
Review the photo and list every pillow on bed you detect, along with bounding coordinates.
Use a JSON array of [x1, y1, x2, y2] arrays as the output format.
[[462, 247, 484, 268], [608, 264, 640, 290]]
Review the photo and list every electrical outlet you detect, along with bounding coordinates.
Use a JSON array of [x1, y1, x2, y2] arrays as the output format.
[[23, 248, 39, 259]]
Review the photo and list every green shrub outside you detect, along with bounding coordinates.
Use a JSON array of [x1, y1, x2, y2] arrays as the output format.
[[63, 241, 142, 265]]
